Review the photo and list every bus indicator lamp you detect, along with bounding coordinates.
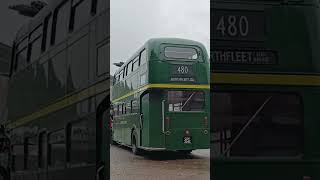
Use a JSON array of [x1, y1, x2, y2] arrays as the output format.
[[204, 116, 208, 127]]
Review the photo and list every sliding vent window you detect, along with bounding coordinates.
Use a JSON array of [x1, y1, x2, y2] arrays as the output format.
[[168, 91, 204, 112], [165, 47, 198, 60], [211, 92, 303, 157]]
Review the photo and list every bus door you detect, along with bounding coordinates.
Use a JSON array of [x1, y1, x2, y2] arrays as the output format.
[[163, 90, 208, 150], [140, 93, 149, 147]]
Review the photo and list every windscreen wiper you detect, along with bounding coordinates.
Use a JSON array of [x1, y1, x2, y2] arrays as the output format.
[[222, 96, 273, 156], [181, 92, 196, 110]]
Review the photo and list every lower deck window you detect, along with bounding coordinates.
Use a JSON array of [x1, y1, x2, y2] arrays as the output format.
[[212, 92, 303, 157], [168, 91, 205, 112]]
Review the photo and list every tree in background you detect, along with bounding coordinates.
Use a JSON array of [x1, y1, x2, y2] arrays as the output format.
[[9, 1, 47, 17]]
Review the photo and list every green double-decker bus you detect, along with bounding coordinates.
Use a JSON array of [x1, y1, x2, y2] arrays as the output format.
[[111, 38, 210, 154], [212, 0, 320, 179]]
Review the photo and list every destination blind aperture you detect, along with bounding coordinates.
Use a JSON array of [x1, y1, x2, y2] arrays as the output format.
[[211, 50, 278, 65]]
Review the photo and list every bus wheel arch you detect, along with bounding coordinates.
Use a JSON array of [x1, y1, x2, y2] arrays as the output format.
[[131, 128, 142, 155]]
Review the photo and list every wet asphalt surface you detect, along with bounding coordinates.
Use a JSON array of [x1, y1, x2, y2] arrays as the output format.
[[110, 145, 210, 180]]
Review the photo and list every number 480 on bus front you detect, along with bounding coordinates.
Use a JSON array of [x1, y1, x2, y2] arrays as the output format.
[[216, 15, 249, 37]]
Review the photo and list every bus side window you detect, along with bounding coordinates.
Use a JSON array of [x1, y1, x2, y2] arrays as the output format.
[[15, 37, 28, 72], [114, 106, 117, 116], [42, 14, 52, 52], [51, 1, 71, 45], [130, 101, 133, 113], [117, 74, 120, 83], [127, 102, 131, 114], [123, 66, 126, 78], [26, 136, 38, 170], [132, 56, 139, 72], [68, 120, 95, 165], [119, 70, 123, 81], [127, 61, 133, 76], [69, 0, 92, 31], [132, 100, 137, 113], [48, 130, 66, 168], [29, 25, 43, 63], [118, 104, 121, 115], [139, 49, 147, 65], [38, 132, 47, 169], [121, 104, 124, 115]]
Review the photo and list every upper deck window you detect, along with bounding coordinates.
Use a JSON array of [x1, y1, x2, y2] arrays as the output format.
[[139, 49, 147, 65], [164, 47, 198, 60], [51, 1, 71, 45]]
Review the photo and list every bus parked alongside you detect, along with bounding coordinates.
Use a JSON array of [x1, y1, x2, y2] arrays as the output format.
[[212, 0, 320, 179], [111, 38, 210, 155], [4, 0, 109, 179]]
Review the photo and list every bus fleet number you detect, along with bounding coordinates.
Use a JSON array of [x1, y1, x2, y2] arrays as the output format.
[[177, 66, 189, 74], [216, 15, 249, 37]]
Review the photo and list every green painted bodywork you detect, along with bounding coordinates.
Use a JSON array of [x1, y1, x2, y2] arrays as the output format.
[[111, 38, 210, 151], [212, 1, 320, 179]]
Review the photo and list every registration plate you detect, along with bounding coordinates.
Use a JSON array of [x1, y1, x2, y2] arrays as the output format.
[[183, 136, 192, 144], [212, 10, 265, 41]]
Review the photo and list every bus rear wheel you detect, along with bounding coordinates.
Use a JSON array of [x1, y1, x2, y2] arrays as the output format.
[[132, 133, 142, 155]]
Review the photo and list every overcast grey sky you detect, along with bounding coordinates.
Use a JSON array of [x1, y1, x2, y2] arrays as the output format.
[[110, 0, 210, 75]]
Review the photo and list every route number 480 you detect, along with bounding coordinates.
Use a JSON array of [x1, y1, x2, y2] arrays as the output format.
[[216, 15, 249, 37], [177, 66, 189, 74]]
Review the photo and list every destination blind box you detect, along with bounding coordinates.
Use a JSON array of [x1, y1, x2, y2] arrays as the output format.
[[211, 49, 278, 65]]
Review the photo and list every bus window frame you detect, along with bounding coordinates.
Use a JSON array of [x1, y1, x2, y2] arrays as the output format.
[[166, 90, 206, 113], [161, 44, 203, 62], [139, 49, 147, 66], [42, 13, 52, 52], [126, 61, 133, 76], [28, 24, 44, 63], [211, 90, 304, 159], [14, 37, 28, 72], [132, 56, 140, 72]]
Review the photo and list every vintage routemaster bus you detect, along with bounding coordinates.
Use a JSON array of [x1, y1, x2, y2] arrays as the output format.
[[111, 38, 210, 155], [3, 0, 109, 180], [212, 0, 320, 179]]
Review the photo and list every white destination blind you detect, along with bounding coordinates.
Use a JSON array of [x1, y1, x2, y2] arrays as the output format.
[[211, 50, 277, 65]]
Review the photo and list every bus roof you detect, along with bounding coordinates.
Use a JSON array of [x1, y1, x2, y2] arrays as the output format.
[[113, 37, 207, 75]]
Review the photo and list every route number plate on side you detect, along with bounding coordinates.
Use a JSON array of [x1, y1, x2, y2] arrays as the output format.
[[213, 10, 265, 41], [170, 65, 195, 82]]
